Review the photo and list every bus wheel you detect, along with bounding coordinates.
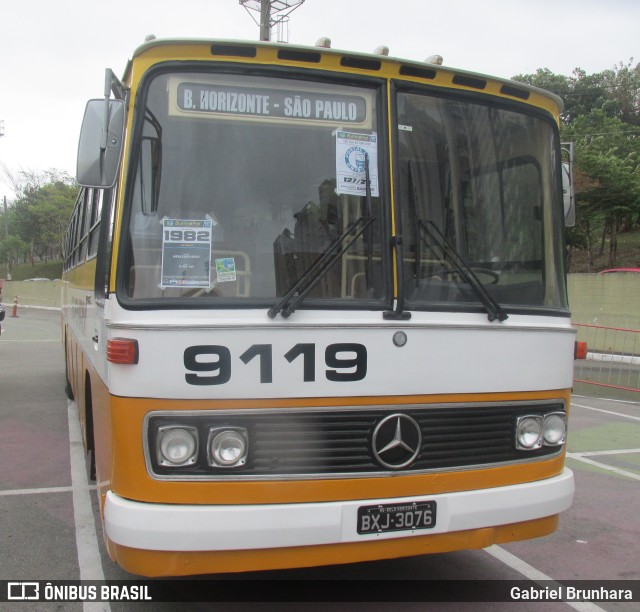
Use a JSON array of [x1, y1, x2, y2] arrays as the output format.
[[84, 374, 96, 483], [65, 377, 74, 400], [64, 343, 74, 400], [86, 449, 96, 483]]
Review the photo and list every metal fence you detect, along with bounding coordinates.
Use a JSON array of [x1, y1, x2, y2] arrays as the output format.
[[574, 323, 640, 393]]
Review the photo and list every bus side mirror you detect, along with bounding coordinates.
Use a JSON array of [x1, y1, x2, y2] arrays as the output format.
[[562, 162, 575, 227], [561, 143, 575, 227], [77, 98, 125, 188]]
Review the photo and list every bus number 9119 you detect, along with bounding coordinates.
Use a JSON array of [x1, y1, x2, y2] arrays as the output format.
[[184, 342, 367, 385]]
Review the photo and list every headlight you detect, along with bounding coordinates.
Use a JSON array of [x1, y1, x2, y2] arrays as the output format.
[[543, 412, 567, 446], [515, 415, 543, 450], [208, 428, 248, 468], [157, 426, 198, 466]]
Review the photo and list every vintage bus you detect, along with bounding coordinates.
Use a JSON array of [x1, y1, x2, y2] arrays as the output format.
[[63, 37, 575, 577]]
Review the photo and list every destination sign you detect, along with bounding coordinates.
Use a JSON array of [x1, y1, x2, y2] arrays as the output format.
[[176, 82, 368, 123]]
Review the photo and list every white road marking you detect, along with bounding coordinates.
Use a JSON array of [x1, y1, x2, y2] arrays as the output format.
[[485, 545, 606, 612], [571, 401, 640, 422], [568, 400, 640, 479], [566, 452, 640, 481], [574, 448, 640, 456], [0, 485, 95, 496], [0, 339, 60, 342], [67, 400, 111, 612]]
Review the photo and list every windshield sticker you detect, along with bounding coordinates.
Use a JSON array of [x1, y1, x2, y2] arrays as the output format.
[[215, 257, 237, 283], [335, 131, 379, 197], [161, 219, 212, 288]]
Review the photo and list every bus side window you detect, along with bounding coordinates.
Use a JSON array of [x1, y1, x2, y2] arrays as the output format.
[[136, 110, 163, 216], [95, 188, 116, 303], [88, 189, 103, 257]]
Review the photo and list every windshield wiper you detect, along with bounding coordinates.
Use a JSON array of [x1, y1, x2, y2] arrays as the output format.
[[418, 221, 508, 322], [268, 155, 375, 319], [407, 163, 507, 323], [268, 215, 374, 318]]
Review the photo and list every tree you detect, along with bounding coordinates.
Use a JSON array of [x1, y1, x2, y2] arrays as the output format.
[[512, 67, 610, 125], [513, 60, 639, 127], [564, 110, 640, 266], [31, 181, 78, 261], [601, 59, 640, 126], [0, 168, 78, 265], [0, 235, 28, 267], [514, 61, 640, 269]]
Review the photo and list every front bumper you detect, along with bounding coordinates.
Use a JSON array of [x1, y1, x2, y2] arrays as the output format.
[[104, 468, 574, 552]]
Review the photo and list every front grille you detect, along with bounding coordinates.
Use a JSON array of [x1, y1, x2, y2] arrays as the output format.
[[146, 402, 564, 479]]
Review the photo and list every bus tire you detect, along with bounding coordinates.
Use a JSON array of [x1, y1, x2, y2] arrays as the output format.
[[65, 378, 74, 400], [86, 449, 96, 483], [64, 337, 75, 400], [84, 374, 96, 483]]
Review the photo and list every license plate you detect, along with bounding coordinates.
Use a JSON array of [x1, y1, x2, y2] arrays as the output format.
[[357, 500, 437, 534]]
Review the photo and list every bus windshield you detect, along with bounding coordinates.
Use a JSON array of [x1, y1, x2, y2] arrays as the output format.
[[121, 71, 386, 308], [396, 88, 567, 312]]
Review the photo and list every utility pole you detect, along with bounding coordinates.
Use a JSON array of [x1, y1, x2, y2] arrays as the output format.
[[1, 122, 10, 279], [259, 0, 270, 41], [2, 195, 9, 281], [239, 0, 305, 42]]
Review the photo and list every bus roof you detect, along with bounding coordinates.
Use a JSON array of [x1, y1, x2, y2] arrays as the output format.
[[123, 38, 563, 114]]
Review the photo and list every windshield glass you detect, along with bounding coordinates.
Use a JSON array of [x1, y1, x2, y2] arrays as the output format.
[[396, 89, 568, 313], [121, 71, 386, 308]]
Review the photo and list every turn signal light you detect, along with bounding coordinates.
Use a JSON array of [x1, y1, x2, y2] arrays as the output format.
[[107, 338, 139, 364], [574, 341, 588, 360]]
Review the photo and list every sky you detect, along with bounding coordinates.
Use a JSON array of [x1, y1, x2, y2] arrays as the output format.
[[1, 0, 638, 197]]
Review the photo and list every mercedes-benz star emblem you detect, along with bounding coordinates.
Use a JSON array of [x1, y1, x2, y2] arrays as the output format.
[[372, 414, 422, 469]]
